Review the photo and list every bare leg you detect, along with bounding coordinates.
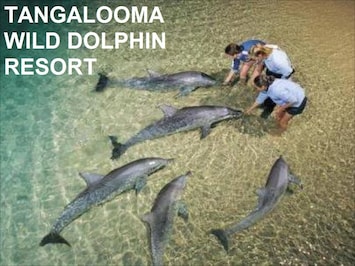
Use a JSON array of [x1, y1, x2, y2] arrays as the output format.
[[251, 62, 264, 82], [240, 62, 252, 80], [244, 61, 264, 87], [278, 112, 293, 132]]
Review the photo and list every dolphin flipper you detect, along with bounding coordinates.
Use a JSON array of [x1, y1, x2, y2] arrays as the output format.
[[40, 232, 71, 247], [177, 201, 189, 221], [175, 86, 195, 97], [200, 125, 211, 139], [288, 173, 303, 189], [146, 69, 161, 77], [135, 176, 147, 194], [210, 229, 230, 252]]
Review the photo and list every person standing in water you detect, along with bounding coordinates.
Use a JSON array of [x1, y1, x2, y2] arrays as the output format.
[[223, 39, 266, 86], [245, 75, 307, 134]]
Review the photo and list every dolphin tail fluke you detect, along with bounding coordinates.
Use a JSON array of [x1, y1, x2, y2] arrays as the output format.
[[109, 135, 127, 160], [40, 232, 71, 247], [210, 229, 230, 252], [109, 135, 119, 146], [95, 73, 109, 92]]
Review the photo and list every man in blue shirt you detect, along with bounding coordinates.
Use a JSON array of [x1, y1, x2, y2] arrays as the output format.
[[223, 39, 265, 86], [245, 75, 307, 134]]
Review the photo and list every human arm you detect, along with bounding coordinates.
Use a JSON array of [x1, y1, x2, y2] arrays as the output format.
[[223, 70, 237, 85], [223, 57, 240, 85], [245, 91, 268, 115], [245, 101, 261, 115]]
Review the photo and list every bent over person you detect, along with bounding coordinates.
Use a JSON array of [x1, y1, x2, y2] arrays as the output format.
[[248, 44, 295, 118], [249, 44, 295, 79], [223, 39, 265, 86], [245, 75, 307, 134]]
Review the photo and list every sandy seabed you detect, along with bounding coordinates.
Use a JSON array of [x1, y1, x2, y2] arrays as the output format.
[[1, 1, 354, 265]]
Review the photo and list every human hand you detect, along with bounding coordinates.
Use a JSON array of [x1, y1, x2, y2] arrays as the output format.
[[244, 109, 252, 115]]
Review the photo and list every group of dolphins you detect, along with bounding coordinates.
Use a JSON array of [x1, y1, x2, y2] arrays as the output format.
[[40, 70, 303, 265]]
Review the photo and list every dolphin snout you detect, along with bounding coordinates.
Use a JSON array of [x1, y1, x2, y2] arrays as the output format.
[[232, 109, 244, 119], [166, 158, 175, 164], [185, 171, 192, 176], [208, 79, 218, 87]]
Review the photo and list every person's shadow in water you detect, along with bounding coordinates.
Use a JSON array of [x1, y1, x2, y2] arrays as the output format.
[[200, 69, 274, 137]]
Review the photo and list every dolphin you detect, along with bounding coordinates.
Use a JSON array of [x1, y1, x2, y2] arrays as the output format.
[[109, 104, 243, 160], [210, 156, 303, 252], [95, 70, 217, 96], [40, 157, 172, 247], [142, 171, 191, 266]]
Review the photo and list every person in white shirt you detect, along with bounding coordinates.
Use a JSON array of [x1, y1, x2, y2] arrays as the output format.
[[249, 44, 295, 79], [245, 75, 307, 134], [248, 44, 295, 119]]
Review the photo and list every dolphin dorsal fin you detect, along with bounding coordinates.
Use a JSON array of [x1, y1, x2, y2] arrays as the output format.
[[159, 104, 178, 117], [141, 212, 154, 226], [79, 172, 105, 187], [146, 69, 161, 77], [256, 188, 266, 209], [256, 188, 266, 197]]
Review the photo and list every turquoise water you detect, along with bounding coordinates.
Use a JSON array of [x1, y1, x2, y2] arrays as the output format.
[[1, 1, 354, 265]]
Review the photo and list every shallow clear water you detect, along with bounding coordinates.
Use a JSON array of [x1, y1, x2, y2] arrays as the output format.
[[1, 0, 354, 265]]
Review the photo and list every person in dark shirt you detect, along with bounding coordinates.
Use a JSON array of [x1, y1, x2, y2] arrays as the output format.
[[223, 39, 266, 86]]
